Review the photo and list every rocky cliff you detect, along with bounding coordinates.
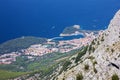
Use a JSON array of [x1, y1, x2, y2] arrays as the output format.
[[51, 10, 120, 80]]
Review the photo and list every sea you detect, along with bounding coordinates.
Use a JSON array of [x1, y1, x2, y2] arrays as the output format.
[[0, 0, 120, 43]]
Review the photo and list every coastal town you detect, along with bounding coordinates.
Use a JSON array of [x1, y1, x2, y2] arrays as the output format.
[[0, 31, 100, 64], [0, 52, 20, 64]]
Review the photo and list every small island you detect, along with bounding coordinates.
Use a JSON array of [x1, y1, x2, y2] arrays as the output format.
[[60, 25, 99, 37]]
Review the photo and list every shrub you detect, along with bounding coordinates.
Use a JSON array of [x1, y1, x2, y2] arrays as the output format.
[[75, 46, 88, 63], [112, 74, 119, 80], [71, 57, 76, 60], [91, 40, 95, 45], [88, 45, 95, 53], [113, 44, 115, 46], [93, 61, 97, 66], [63, 78, 65, 80], [76, 74, 83, 80], [106, 48, 109, 52], [111, 49, 115, 53], [93, 60, 97, 73], [62, 61, 72, 71], [88, 45, 92, 54], [92, 47, 95, 52], [101, 36, 104, 41], [84, 64, 89, 71], [94, 67, 97, 73], [88, 56, 95, 60], [97, 41, 100, 45]]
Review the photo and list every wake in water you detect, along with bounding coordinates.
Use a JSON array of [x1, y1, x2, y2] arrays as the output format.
[[47, 37, 63, 41], [47, 34, 84, 41]]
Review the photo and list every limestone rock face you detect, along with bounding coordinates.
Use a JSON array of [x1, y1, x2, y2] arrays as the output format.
[[52, 10, 120, 80], [104, 10, 120, 45]]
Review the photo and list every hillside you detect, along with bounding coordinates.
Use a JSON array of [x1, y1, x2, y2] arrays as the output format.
[[0, 49, 81, 80], [0, 36, 47, 54], [50, 10, 120, 80], [0, 70, 27, 80]]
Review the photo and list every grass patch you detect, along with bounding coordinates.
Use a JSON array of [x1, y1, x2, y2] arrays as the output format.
[[0, 70, 27, 80]]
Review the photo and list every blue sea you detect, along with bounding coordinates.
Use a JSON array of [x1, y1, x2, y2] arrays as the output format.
[[0, 0, 120, 43]]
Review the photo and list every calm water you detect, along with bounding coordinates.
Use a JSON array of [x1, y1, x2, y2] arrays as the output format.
[[0, 0, 120, 43]]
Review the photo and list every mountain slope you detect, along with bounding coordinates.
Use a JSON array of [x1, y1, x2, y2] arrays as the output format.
[[51, 10, 120, 80]]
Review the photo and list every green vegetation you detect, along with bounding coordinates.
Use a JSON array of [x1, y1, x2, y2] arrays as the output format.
[[88, 44, 95, 54], [92, 60, 97, 73], [75, 46, 88, 63], [111, 49, 115, 53], [62, 26, 80, 34], [0, 49, 79, 79], [113, 43, 115, 46], [62, 60, 72, 71], [0, 36, 47, 54], [112, 74, 119, 80], [71, 57, 76, 60], [97, 41, 100, 45], [0, 70, 27, 80], [59, 49, 87, 74], [93, 67, 97, 73], [61, 26, 99, 36], [76, 73, 83, 80], [88, 45, 92, 54], [93, 61, 97, 66], [88, 56, 95, 60], [106, 48, 109, 52], [92, 47, 95, 52], [26, 50, 78, 72], [91, 40, 95, 45], [59, 60, 72, 74], [0, 64, 24, 71], [84, 64, 89, 71], [101, 36, 104, 41]]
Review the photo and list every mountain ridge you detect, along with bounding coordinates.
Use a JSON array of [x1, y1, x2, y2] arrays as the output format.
[[50, 10, 120, 80]]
